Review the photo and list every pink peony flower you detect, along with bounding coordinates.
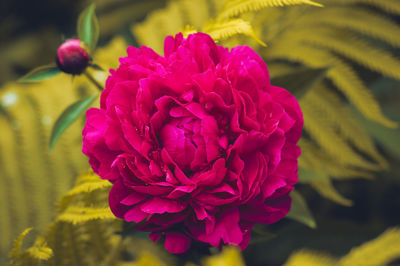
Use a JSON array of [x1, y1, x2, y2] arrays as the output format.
[[82, 33, 303, 254]]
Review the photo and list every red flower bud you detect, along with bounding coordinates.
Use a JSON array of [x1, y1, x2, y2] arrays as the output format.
[[56, 39, 91, 75]]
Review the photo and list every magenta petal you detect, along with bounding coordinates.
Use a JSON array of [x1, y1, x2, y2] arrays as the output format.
[[123, 205, 149, 223], [149, 232, 162, 242], [120, 193, 147, 206], [240, 195, 291, 224], [190, 207, 243, 247], [164, 232, 191, 254], [140, 197, 187, 214], [108, 179, 130, 219]]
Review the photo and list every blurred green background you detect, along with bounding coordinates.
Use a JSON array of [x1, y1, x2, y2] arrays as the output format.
[[1, 0, 400, 265]]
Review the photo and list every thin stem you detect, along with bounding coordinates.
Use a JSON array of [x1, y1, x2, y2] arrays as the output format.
[[83, 70, 104, 91]]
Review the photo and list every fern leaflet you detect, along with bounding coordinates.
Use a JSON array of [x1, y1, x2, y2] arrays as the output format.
[[203, 19, 266, 46], [218, 0, 322, 19]]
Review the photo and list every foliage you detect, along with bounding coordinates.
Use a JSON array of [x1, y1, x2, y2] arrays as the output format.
[[132, 0, 399, 206], [284, 227, 400, 266], [49, 94, 98, 150], [286, 190, 316, 228], [18, 64, 61, 83], [2, 0, 400, 264], [203, 247, 246, 266], [77, 4, 100, 52], [8, 171, 240, 266], [0, 37, 128, 264], [8, 171, 121, 266]]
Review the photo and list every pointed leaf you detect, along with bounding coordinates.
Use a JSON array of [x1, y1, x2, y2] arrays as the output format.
[[271, 67, 328, 99], [203, 19, 266, 46], [18, 64, 61, 83], [9, 228, 33, 259], [77, 4, 99, 51], [252, 224, 277, 238], [49, 95, 98, 151], [287, 190, 316, 228], [299, 168, 353, 206], [352, 107, 400, 158]]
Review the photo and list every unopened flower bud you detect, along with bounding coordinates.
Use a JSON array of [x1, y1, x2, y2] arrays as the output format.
[[56, 39, 91, 75]]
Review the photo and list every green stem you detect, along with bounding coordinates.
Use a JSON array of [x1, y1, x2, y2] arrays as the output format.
[[84, 70, 104, 91]]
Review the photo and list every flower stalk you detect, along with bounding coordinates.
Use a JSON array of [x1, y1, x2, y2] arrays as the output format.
[[83, 70, 104, 91]]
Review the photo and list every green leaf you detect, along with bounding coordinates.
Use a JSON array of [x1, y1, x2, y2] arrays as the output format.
[[77, 4, 99, 51], [18, 64, 61, 83], [353, 108, 400, 158], [49, 95, 98, 151], [287, 190, 316, 228], [250, 225, 276, 245], [271, 67, 328, 99]]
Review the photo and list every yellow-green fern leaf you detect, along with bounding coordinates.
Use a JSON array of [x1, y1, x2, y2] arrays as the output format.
[[218, 0, 322, 20], [181, 25, 198, 38], [339, 228, 400, 266], [204, 246, 246, 266], [266, 44, 397, 128], [301, 100, 379, 170], [299, 140, 375, 180], [310, 178, 353, 206], [64, 174, 111, 197], [303, 86, 387, 168], [285, 228, 400, 266], [133, 0, 213, 53], [295, 29, 400, 81], [298, 7, 400, 47], [127, 250, 167, 266], [335, 0, 400, 15], [203, 19, 266, 46], [284, 250, 337, 266], [299, 169, 353, 206], [8, 228, 32, 260], [57, 206, 116, 224], [25, 236, 53, 261]]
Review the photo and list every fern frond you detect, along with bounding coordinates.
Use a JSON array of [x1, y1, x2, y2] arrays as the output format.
[[8, 228, 32, 260], [285, 228, 400, 266], [301, 99, 379, 170], [0, 36, 128, 262], [284, 249, 336, 266], [266, 44, 397, 128], [339, 228, 400, 266], [64, 174, 111, 197], [334, 0, 400, 15], [303, 86, 387, 168], [204, 246, 246, 266], [218, 0, 322, 20], [299, 139, 375, 180], [327, 57, 397, 129], [298, 7, 400, 47], [293, 28, 400, 80], [203, 19, 266, 46], [127, 250, 168, 266], [84, 220, 116, 263], [57, 206, 116, 224], [268, 62, 298, 77], [309, 175, 353, 206], [181, 25, 198, 38], [133, 0, 212, 53], [25, 237, 53, 261]]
